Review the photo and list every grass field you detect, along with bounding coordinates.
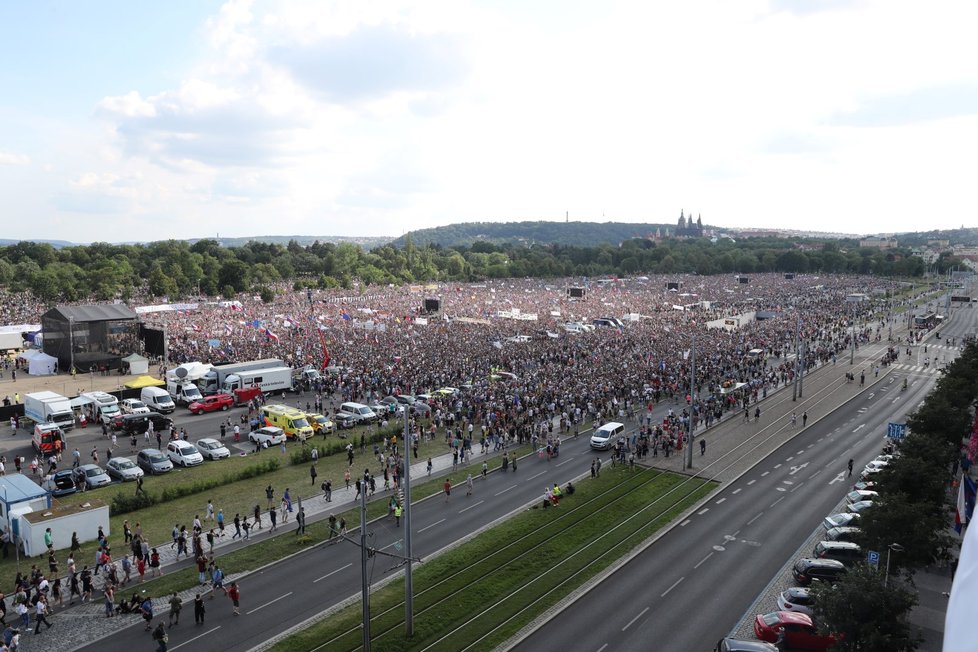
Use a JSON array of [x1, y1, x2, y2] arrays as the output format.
[[269, 467, 715, 652]]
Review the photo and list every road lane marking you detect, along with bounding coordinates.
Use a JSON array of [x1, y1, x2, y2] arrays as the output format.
[[495, 485, 517, 496], [170, 626, 222, 650], [314, 563, 352, 583], [808, 470, 821, 479], [853, 424, 866, 432], [786, 456, 794, 462], [419, 518, 446, 533], [761, 472, 770, 477], [829, 472, 846, 485], [797, 450, 804, 455], [247, 592, 293, 615], [716, 498, 726, 505], [697, 508, 709, 515], [555, 458, 575, 467], [597, 645, 608, 652], [661, 577, 685, 597], [459, 500, 485, 514], [694, 552, 714, 569], [770, 497, 785, 507], [622, 606, 650, 631], [679, 519, 691, 527], [773, 464, 782, 469], [747, 479, 757, 485], [732, 488, 742, 495], [790, 482, 805, 493], [747, 512, 764, 525], [527, 471, 547, 481]]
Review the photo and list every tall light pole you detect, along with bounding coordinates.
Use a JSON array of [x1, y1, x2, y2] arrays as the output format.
[[792, 317, 801, 401], [885, 542, 904, 588], [402, 408, 414, 637], [68, 315, 75, 374], [360, 470, 371, 652]]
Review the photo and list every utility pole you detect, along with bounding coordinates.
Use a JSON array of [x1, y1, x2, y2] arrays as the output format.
[[360, 471, 371, 652], [403, 409, 414, 637], [792, 317, 801, 401], [68, 315, 75, 373]]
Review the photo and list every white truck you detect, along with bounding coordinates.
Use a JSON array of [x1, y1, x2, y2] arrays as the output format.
[[200, 358, 286, 395], [166, 379, 204, 407], [223, 366, 295, 395], [24, 391, 75, 431]]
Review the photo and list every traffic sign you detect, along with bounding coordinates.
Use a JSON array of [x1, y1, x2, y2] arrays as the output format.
[[868, 550, 880, 568], [887, 423, 907, 440]]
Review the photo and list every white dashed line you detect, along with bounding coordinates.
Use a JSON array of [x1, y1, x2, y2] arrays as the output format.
[[679, 519, 691, 527], [246, 592, 293, 615], [694, 552, 714, 569], [527, 471, 547, 481], [732, 488, 742, 495], [661, 577, 685, 597], [773, 464, 782, 469], [697, 508, 710, 515], [495, 485, 517, 496], [314, 563, 352, 583], [419, 518, 446, 533], [716, 498, 726, 505], [170, 626, 222, 650], [622, 606, 650, 631], [761, 472, 770, 477], [747, 479, 757, 485], [459, 500, 485, 514], [747, 512, 764, 525], [790, 482, 805, 493], [786, 456, 794, 462], [770, 497, 785, 508]]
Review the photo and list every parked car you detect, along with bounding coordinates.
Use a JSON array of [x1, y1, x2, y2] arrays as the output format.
[[166, 441, 204, 467], [754, 611, 837, 650], [196, 438, 230, 460], [306, 414, 334, 434], [846, 490, 879, 504], [188, 393, 234, 415], [106, 457, 145, 482], [823, 512, 861, 530], [114, 412, 173, 436], [846, 500, 874, 514], [852, 480, 876, 492], [776, 587, 815, 617], [334, 413, 359, 430], [824, 526, 861, 543], [860, 460, 890, 479], [368, 402, 392, 418], [250, 426, 286, 446], [121, 399, 151, 415], [137, 448, 174, 475], [73, 464, 112, 489], [410, 401, 432, 417], [792, 558, 847, 585], [814, 541, 864, 566], [42, 469, 77, 497], [714, 639, 778, 652]]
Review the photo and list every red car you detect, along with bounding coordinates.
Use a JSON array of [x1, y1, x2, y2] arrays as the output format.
[[754, 611, 837, 651], [188, 393, 234, 415]]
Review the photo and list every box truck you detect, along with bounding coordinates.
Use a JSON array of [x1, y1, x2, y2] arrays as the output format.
[[24, 391, 75, 431], [199, 358, 286, 394]]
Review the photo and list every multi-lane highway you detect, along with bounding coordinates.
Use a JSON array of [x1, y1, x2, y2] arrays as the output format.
[[513, 307, 974, 652]]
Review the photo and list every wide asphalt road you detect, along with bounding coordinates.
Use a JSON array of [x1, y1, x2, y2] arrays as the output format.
[[514, 308, 974, 652]]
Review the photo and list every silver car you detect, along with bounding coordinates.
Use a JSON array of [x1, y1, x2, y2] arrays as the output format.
[[73, 464, 112, 488], [137, 448, 174, 475], [106, 457, 145, 482], [196, 438, 231, 460]]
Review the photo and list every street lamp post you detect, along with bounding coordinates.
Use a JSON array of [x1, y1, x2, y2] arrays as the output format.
[[885, 542, 904, 588], [683, 331, 696, 472]]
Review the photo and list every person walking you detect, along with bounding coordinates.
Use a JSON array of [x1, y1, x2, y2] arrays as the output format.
[[295, 507, 306, 536], [394, 502, 402, 527], [847, 458, 854, 477], [790, 412, 797, 427], [443, 479, 451, 502], [194, 593, 205, 626], [466, 473, 474, 496], [322, 479, 332, 502], [168, 592, 182, 627], [802, 411, 808, 427], [699, 438, 706, 456], [152, 621, 169, 652], [310, 464, 317, 486], [33, 595, 53, 634], [269, 505, 277, 532], [227, 582, 241, 616]]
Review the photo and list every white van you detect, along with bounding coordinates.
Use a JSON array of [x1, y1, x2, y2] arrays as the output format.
[[590, 422, 625, 450], [141, 387, 176, 414], [339, 402, 378, 424], [81, 391, 121, 424]]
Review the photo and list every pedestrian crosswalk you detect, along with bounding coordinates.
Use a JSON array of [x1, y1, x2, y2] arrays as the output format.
[[891, 363, 941, 375]]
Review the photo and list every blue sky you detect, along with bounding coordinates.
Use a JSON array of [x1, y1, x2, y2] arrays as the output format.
[[1, 0, 976, 243]]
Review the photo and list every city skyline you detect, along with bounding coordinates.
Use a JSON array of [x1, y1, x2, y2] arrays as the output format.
[[1, 0, 976, 243]]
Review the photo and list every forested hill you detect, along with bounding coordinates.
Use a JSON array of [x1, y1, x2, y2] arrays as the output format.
[[392, 221, 670, 248]]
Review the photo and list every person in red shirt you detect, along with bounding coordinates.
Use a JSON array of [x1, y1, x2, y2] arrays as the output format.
[[227, 582, 240, 615], [443, 479, 451, 502]]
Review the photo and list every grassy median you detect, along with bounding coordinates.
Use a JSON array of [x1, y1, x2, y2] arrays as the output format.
[[270, 467, 715, 652]]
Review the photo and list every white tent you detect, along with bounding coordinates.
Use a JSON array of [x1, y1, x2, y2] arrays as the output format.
[[28, 352, 58, 375], [16, 349, 40, 361], [122, 353, 149, 375]]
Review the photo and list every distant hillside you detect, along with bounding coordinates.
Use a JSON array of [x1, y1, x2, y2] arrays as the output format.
[[0, 239, 75, 249], [893, 227, 978, 247], [193, 235, 395, 250], [393, 221, 673, 248]]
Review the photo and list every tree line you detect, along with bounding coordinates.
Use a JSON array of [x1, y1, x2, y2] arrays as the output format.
[[0, 235, 932, 304]]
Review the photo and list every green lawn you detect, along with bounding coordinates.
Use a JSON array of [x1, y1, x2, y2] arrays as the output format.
[[270, 467, 715, 652]]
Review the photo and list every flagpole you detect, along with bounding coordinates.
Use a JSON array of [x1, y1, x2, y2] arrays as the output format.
[[684, 331, 696, 472]]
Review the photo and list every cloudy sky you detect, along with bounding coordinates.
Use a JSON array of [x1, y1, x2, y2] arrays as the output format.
[[1, 0, 975, 243]]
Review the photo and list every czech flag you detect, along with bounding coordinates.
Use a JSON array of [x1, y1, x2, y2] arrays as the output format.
[[264, 328, 280, 342]]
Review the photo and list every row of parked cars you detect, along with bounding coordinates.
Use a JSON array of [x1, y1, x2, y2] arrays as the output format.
[[43, 436, 239, 497], [716, 453, 892, 652]]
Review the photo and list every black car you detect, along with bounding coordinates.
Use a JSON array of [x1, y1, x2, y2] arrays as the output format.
[[42, 469, 78, 497], [714, 638, 778, 652], [814, 541, 864, 565], [792, 558, 847, 585], [117, 412, 173, 436]]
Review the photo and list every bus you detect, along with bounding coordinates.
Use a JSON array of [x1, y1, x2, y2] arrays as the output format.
[[914, 312, 939, 329]]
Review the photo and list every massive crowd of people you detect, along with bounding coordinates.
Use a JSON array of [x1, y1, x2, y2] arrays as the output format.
[[2, 273, 922, 450]]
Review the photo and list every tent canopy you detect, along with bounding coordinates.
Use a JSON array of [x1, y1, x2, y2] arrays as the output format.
[[28, 352, 58, 375], [16, 349, 40, 361], [122, 352, 149, 375], [124, 375, 165, 389], [121, 353, 148, 363], [70, 396, 95, 408]]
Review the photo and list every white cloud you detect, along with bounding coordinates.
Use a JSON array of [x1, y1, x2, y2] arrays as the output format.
[[0, 151, 30, 166], [6, 0, 978, 241]]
